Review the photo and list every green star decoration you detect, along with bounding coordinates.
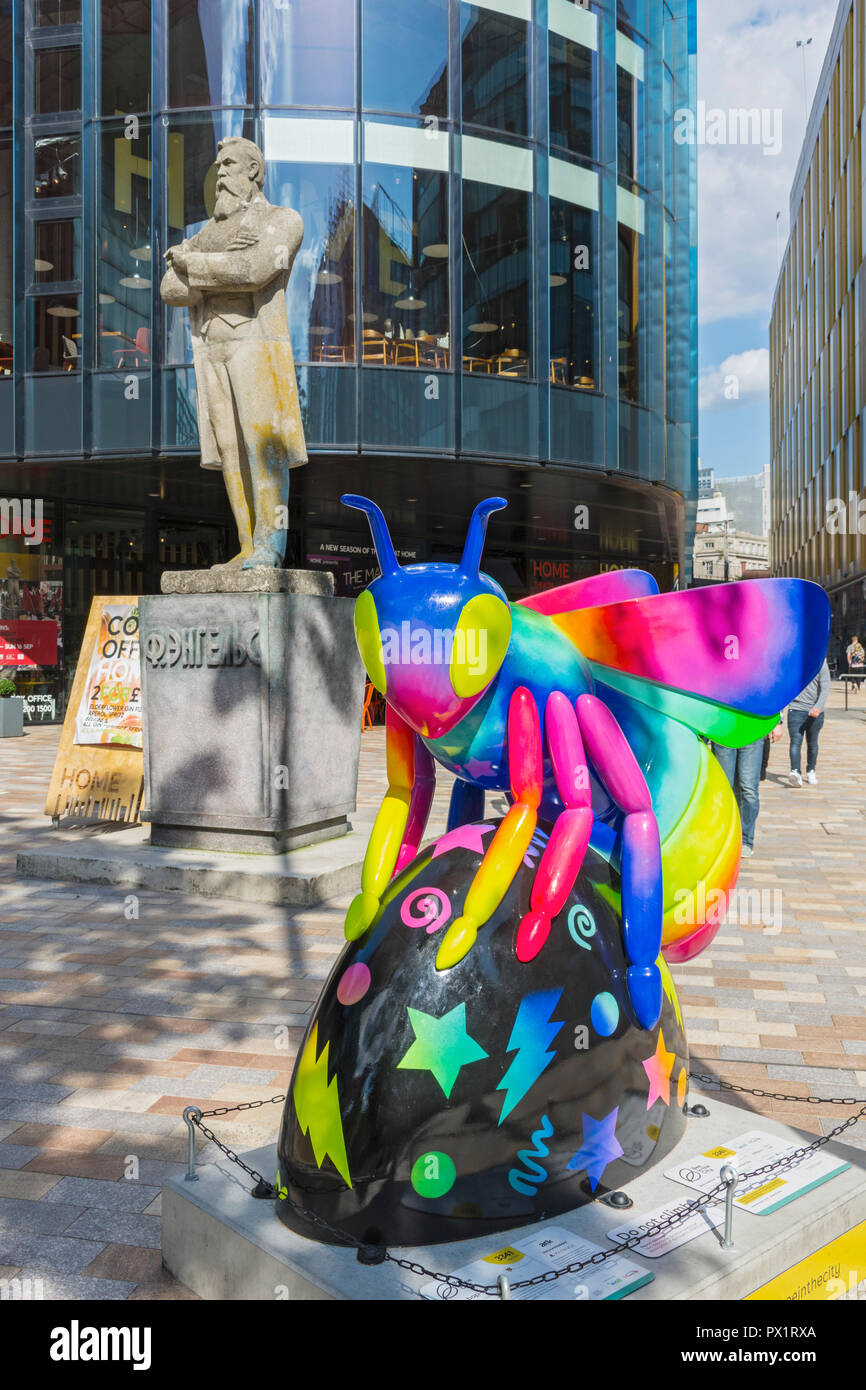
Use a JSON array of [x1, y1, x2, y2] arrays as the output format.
[[397, 1003, 489, 1098]]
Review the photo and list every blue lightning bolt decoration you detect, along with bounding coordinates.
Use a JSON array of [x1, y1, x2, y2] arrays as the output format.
[[496, 989, 564, 1125]]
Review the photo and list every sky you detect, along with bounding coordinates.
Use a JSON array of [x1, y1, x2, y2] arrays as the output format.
[[697, 0, 839, 479]]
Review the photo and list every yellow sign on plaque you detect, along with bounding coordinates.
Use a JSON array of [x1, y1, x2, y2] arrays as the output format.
[[746, 1222, 866, 1300], [45, 595, 144, 825]]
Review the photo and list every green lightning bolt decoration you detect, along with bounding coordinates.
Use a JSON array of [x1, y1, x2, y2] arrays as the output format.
[[293, 1022, 352, 1187]]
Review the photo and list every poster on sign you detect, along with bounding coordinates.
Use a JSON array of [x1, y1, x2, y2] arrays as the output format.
[[74, 603, 142, 748]]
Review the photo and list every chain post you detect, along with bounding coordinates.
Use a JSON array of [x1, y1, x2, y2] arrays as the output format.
[[183, 1105, 202, 1182], [497, 1274, 511, 1300], [720, 1164, 738, 1248]]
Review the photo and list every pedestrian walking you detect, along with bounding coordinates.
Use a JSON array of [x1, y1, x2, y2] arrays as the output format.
[[711, 723, 782, 858], [847, 635, 865, 670], [787, 657, 830, 786]]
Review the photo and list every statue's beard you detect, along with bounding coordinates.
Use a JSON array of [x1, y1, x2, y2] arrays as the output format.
[[213, 182, 254, 221]]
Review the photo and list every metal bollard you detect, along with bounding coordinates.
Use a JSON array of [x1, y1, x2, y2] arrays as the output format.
[[497, 1273, 511, 1300], [183, 1105, 202, 1182], [720, 1164, 738, 1248]]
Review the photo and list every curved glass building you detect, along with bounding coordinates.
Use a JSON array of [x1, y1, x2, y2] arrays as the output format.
[[0, 0, 697, 720]]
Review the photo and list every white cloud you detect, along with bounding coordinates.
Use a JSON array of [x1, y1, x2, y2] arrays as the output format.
[[699, 347, 770, 411], [697, 0, 838, 325]]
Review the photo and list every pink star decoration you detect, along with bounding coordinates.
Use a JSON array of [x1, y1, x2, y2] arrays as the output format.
[[641, 1027, 676, 1110]]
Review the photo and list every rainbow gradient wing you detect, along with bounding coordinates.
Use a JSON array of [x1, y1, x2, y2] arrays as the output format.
[[519, 569, 659, 616], [548, 577, 830, 962], [550, 578, 830, 721]]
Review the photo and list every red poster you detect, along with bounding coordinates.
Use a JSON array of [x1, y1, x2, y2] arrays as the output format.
[[0, 619, 59, 668]]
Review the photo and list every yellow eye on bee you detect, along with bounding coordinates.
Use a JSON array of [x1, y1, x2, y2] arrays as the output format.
[[354, 589, 387, 694], [450, 594, 512, 697]]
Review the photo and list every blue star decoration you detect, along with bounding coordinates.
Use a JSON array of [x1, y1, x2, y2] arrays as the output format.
[[566, 1108, 624, 1190], [397, 1003, 489, 1098]]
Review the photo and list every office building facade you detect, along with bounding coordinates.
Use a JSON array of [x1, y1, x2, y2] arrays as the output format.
[[770, 0, 866, 667], [0, 0, 698, 722]]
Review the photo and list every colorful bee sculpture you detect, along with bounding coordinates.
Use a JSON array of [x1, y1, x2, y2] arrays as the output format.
[[342, 494, 830, 1032]]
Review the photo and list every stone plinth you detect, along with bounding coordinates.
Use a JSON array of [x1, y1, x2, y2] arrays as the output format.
[[139, 575, 362, 855], [160, 568, 334, 597]]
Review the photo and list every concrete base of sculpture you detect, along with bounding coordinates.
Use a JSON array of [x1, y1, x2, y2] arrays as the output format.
[[140, 571, 362, 855], [160, 1098, 866, 1300], [16, 819, 369, 906]]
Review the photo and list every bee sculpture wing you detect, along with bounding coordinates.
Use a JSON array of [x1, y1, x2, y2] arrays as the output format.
[[548, 577, 830, 723], [549, 578, 831, 963]]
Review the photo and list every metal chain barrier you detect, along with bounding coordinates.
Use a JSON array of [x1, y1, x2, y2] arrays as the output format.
[[182, 1073, 866, 1298]]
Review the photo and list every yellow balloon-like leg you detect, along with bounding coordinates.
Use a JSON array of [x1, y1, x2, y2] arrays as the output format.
[[436, 802, 537, 969], [345, 706, 416, 941]]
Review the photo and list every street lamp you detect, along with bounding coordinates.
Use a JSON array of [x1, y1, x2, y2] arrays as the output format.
[[796, 38, 813, 118]]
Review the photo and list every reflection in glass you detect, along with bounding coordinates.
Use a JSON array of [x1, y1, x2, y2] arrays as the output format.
[[362, 0, 448, 119], [35, 47, 82, 114], [550, 200, 596, 389], [267, 161, 355, 364], [617, 56, 645, 187], [29, 294, 81, 371], [261, 0, 355, 109], [163, 113, 255, 363], [35, 219, 81, 283], [168, 0, 253, 108], [549, 33, 594, 160], [101, 0, 151, 114], [34, 134, 81, 198], [618, 223, 644, 401], [461, 4, 529, 137], [99, 124, 152, 370], [617, 0, 647, 39], [0, 2, 10, 126], [362, 163, 449, 368], [35, 0, 81, 23], [0, 138, 11, 367], [462, 181, 531, 375]]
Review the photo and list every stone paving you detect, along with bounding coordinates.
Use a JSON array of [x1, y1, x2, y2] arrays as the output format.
[[0, 685, 864, 1299]]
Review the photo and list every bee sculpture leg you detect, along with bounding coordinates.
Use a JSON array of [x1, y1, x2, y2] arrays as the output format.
[[575, 693, 663, 1031], [515, 691, 594, 965], [394, 739, 436, 874], [436, 686, 541, 970], [446, 778, 485, 833], [345, 707, 433, 940]]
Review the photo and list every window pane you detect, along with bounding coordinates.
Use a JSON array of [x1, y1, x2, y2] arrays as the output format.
[[462, 180, 531, 375], [549, 33, 595, 160], [618, 222, 645, 401], [267, 159, 355, 364], [34, 133, 81, 198], [35, 47, 81, 114], [168, 0, 253, 108], [99, 123, 151, 370], [550, 198, 597, 389], [0, 2, 12, 126], [163, 113, 255, 363], [29, 294, 81, 371], [617, 45, 646, 187], [101, 0, 151, 114], [362, 162, 449, 368], [34, 219, 81, 282], [362, 0, 448, 118], [35, 0, 81, 24], [0, 138, 11, 366], [461, 5, 529, 137], [261, 0, 355, 109]]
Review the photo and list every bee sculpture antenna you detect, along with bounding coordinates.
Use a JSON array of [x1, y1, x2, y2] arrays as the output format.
[[461, 497, 508, 575], [341, 494, 400, 577]]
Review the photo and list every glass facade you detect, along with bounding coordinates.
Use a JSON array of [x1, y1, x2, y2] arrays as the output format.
[[770, 0, 864, 667], [1, 0, 698, 721]]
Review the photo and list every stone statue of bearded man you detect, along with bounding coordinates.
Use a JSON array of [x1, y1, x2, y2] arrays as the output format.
[[160, 137, 307, 570]]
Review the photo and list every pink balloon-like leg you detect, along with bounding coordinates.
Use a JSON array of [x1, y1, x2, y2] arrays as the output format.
[[394, 737, 436, 875], [516, 692, 594, 962], [575, 693, 662, 1029]]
